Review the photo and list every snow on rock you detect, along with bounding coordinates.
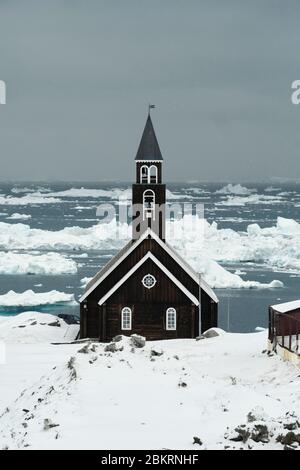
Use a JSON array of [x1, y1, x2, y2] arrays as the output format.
[[0, 331, 299, 450], [0, 290, 76, 307], [6, 213, 31, 220], [0, 312, 72, 344], [0, 252, 77, 275], [216, 184, 255, 195]]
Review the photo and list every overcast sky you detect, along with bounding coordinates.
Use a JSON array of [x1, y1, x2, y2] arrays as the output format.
[[0, 1, 299, 182]]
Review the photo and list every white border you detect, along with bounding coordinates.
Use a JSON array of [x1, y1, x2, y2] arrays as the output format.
[[98, 252, 200, 306]]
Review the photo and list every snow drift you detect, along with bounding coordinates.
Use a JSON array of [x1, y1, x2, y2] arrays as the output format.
[[0, 312, 73, 343], [0, 331, 299, 450]]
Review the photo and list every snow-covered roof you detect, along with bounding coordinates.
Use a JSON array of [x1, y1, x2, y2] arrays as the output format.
[[271, 299, 300, 313]]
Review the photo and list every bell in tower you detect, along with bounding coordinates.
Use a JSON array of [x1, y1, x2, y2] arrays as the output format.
[[132, 109, 166, 241]]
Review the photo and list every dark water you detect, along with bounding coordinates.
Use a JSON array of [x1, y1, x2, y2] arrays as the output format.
[[0, 181, 299, 332]]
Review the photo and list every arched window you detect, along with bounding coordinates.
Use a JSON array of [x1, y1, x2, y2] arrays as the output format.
[[140, 165, 149, 183], [143, 189, 155, 220], [121, 307, 132, 330], [166, 308, 176, 330], [149, 165, 158, 184]]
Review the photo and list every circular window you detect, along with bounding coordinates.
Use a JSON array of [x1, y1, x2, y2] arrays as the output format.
[[142, 274, 156, 289]]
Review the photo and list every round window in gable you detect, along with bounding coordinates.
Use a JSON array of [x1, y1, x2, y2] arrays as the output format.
[[142, 274, 156, 289]]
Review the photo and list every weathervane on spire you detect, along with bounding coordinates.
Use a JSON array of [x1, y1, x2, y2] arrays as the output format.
[[148, 103, 155, 115]]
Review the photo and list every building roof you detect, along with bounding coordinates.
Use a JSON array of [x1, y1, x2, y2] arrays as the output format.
[[271, 299, 300, 314], [135, 114, 163, 161], [80, 228, 219, 303]]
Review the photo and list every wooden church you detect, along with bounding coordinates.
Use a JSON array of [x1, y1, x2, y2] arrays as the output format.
[[80, 111, 218, 341]]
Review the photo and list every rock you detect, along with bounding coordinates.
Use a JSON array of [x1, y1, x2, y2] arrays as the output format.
[[131, 334, 146, 348], [277, 431, 300, 446], [178, 381, 187, 388], [43, 418, 60, 431], [77, 344, 90, 354], [203, 328, 224, 338], [150, 348, 164, 357], [112, 335, 123, 343], [47, 320, 61, 327], [193, 436, 202, 446], [250, 424, 269, 443], [247, 406, 267, 423], [195, 335, 206, 341], [230, 426, 250, 443], [284, 421, 300, 431], [104, 342, 117, 353]]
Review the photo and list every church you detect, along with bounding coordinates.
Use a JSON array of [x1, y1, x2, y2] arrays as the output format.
[[79, 111, 218, 341]]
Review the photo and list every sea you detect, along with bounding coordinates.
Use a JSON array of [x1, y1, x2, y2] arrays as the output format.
[[0, 181, 299, 333]]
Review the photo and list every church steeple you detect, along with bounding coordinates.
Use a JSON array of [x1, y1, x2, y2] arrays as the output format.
[[135, 113, 163, 162], [132, 110, 166, 241]]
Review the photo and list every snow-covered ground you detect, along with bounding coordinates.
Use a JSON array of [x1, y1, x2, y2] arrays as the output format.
[[0, 313, 299, 450]]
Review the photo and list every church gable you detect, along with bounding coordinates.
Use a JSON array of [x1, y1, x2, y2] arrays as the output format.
[[80, 231, 206, 304], [99, 253, 199, 307]]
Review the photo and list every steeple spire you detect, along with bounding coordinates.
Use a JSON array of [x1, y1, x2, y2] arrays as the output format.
[[135, 112, 163, 161]]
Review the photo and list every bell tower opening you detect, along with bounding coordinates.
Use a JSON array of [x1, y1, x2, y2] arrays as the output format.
[[132, 108, 166, 241]]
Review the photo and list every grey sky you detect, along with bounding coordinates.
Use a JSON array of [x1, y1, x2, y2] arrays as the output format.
[[0, 0, 299, 182]]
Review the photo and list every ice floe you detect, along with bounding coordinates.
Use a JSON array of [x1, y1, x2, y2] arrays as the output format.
[[0, 252, 77, 275], [0, 215, 297, 288], [0, 193, 60, 205], [217, 194, 283, 206], [216, 184, 255, 195], [6, 213, 31, 220], [0, 290, 76, 307]]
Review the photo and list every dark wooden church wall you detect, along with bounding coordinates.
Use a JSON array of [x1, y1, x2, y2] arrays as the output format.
[[87, 238, 199, 303], [87, 258, 199, 341], [201, 290, 218, 333]]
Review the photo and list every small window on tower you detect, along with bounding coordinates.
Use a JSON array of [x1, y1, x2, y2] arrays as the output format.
[[143, 189, 155, 220], [149, 165, 158, 183], [141, 165, 149, 183]]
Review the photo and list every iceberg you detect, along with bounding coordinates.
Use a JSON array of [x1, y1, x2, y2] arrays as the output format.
[[0, 290, 76, 307], [6, 213, 31, 220], [216, 184, 255, 195], [0, 252, 77, 275]]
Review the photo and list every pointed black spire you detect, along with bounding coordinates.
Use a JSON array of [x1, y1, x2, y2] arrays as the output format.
[[135, 114, 163, 161]]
